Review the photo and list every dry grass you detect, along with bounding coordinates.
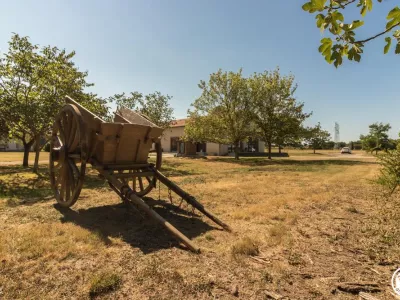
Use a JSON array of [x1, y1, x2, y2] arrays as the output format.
[[231, 237, 260, 258], [0, 151, 396, 299], [89, 271, 122, 297], [0, 151, 49, 163]]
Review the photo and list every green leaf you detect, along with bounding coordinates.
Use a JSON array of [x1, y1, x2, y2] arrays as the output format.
[[386, 18, 399, 30], [350, 20, 364, 30], [354, 53, 361, 62], [318, 38, 332, 54], [360, 6, 367, 17], [311, 0, 326, 11], [387, 7, 400, 20], [316, 14, 325, 28], [396, 43, 400, 54], [384, 37, 392, 54], [366, 0, 373, 11], [302, 2, 312, 11]]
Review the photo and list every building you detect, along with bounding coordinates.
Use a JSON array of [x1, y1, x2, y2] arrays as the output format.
[[0, 140, 23, 151], [160, 119, 265, 156]]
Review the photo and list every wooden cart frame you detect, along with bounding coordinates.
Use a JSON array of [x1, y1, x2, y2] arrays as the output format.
[[49, 96, 231, 252]]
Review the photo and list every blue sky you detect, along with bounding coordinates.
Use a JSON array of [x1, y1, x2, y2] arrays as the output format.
[[1, 0, 399, 141]]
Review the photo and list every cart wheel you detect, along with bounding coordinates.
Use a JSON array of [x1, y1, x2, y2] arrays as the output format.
[[49, 104, 87, 207], [121, 141, 162, 197]]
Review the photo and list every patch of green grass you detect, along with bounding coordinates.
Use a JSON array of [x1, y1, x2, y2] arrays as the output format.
[[89, 271, 121, 297]]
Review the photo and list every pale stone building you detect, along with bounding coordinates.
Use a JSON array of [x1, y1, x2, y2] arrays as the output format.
[[160, 119, 265, 156]]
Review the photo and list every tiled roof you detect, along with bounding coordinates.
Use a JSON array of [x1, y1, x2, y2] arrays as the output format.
[[170, 119, 187, 127]]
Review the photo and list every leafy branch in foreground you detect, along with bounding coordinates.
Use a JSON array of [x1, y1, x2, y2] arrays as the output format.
[[377, 145, 400, 194], [302, 0, 400, 67]]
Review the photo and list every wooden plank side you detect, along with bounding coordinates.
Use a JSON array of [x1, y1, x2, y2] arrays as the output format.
[[115, 124, 164, 163], [115, 125, 146, 163], [136, 127, 164, 162], [98, 123, 122, 163]]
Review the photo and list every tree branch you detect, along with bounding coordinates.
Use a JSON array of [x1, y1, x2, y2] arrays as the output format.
[[326, 0, 356, 10], [355, 22, 400, 44]]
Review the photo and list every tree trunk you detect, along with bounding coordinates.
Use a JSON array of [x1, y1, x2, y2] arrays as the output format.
[[268, 142, 272, 159], [313, 147, 316, 154], [33, 136, 41, 173], [278, 145, 282, 154], [22, 140, 34, 167], [234, 142, 240, 160]]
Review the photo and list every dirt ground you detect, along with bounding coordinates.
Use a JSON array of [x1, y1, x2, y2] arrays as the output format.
[[0, 151, 399, 299]]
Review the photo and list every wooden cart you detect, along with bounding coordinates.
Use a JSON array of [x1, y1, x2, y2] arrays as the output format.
[[49, 96, 231, 252]]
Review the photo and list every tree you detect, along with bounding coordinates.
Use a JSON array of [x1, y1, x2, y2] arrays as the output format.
[[302, 1, 400, 67], [110, 91, 174, 129], [184, 69, 252, 160], [248, 69, 311, 159], [303, 123, 331, 153], [360, 122, 391, 153], [0, 34, 107, 171], [0, 117, 9, 142]]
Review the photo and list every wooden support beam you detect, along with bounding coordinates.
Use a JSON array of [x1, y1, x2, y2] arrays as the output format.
[[96, 163, 150, 170], [98, 167, 200, 253], [113, 172, 154, 178], [151, 167, 232, 232]]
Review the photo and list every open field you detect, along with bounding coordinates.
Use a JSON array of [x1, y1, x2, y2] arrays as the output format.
[[0, 151, 399, 299], [0, 151, 49, 165]]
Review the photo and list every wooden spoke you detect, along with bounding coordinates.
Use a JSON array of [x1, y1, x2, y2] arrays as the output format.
[[60, 168, 66, 201], [62, 112, 69, 143], [68, 117, 77, 148], [67, 160, 76, 192], [145, 176, 153, 186], [138, 176, 144, 192], [132, 176, 137, 191]]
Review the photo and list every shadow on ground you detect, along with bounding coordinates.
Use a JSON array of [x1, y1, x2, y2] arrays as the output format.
[[0, 165, 110, 205], [54, 197, 215, 254]]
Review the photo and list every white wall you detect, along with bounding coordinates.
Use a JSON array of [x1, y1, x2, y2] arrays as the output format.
[[258, 141, 265, 153], [6, 140, 22, 151], [206, 143, 220, 156], [219, 144, 229, 155], [161, 127, 184, 152]]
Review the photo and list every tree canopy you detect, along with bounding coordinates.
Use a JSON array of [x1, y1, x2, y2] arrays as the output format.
[[302, 1, 400, 67], [0, 33, 108, 169], [360, 122, 392, 153], [303, 123, 332, 153], [110, 91, 174, 129], [184, 69, 252, 159], [249, 69, 311, 159]]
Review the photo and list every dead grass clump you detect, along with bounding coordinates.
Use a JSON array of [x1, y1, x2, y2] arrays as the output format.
[[231, 237, 260, 258], [267, 224, 288, 246], [136, 257, 184, 285], [347, 206, 360, 214], [288, 251, 304, 266], [89, 271, 121, 297]]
